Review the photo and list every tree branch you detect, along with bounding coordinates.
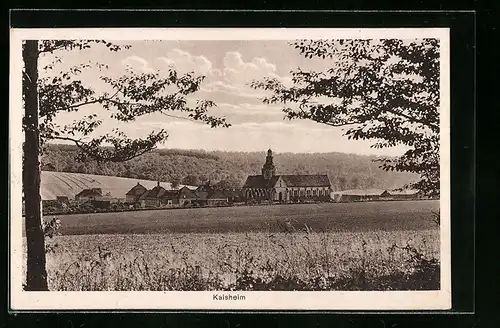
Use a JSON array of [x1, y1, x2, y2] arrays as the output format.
[[51, 135, 160, 163], [39, 44, 67, 54], [319, 121, 359, 127], [383, 107, 439, 131]]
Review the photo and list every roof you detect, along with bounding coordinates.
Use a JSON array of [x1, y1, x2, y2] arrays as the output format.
[[385, 189, 420, 195], [161, 190, 179, 200], [197, 180, 216, 192], [333, 189, 385, 196], [125, 183, 147, 196], [280, 175, 331, 188], [177, 186, 199, 199], [195, 191, 209, 200], [243, 174, 331, 189], [208, 190, 228, 199], [242, 175, 280, 189], [139, 186, 167, 200], [223, 189, 243, 197], [75, 188, 102, 198]]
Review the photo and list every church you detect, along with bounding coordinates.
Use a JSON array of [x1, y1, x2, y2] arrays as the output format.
[[242, 149, 332, 203]]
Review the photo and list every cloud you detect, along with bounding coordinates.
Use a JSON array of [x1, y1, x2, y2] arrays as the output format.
[[217, 102, 284, 114], [121, 55, 154, 73], [156, 48, 215, 76], [223, 51, 278, 85], [200, 80, 241, 94], [150, 48, 292, 101]]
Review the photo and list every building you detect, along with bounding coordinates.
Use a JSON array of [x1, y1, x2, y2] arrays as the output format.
[[125, 182, 148, 203], [242, 149, 332, 203], [380, 189, 422, 200], [138, 182, 168, 208], [224, 189, 245, 204], [206, 190, 229, 206], [196, 180, 216, 192], [126, 183, 202, 208], [75, 188, 103, 202], [176, 186, 199, 207], [331, 189, 385, 202]]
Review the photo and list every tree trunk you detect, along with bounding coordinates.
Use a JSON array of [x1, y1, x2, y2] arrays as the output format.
[[22, 40, 48, 291]]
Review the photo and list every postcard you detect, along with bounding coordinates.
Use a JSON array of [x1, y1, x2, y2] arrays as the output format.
[[10, 27, 451, 310]]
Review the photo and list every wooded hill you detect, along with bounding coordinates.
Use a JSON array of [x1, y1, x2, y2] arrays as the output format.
[[41, 144, 419, 191]]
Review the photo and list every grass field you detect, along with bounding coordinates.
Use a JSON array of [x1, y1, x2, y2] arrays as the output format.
[[23, 201, 441, 291], [45, 200, 440, 235], [41, 230, 439, 291]]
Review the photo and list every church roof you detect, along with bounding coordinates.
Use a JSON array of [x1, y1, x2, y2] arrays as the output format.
[[281, 175, 331, 187], [242, 175, 280, 189], [243, 174, 331, 189]]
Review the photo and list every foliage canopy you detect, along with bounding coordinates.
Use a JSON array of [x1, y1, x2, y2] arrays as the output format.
[[251, 39, 440, 196], [35, 40, 230, 163]]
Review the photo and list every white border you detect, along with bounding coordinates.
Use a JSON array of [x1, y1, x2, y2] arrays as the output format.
[[9, 28, 451, 311]]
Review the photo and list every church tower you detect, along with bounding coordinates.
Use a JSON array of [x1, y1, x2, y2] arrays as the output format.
[[261, 149, 276, 180]]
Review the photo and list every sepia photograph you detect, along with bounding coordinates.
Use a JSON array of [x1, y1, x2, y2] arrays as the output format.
[[10, 28, 451, 310]]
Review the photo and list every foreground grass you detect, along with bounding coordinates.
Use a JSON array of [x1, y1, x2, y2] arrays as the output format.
[[34, 230, 440, 291]]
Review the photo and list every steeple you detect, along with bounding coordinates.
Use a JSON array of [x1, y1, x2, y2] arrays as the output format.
[[261, 148, 276, 180]]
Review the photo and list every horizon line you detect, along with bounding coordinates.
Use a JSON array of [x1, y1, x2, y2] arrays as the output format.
[[45, 142, 395, 158]]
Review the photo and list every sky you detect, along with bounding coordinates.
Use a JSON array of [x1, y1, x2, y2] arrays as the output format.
[[40, 40, 408, 156]]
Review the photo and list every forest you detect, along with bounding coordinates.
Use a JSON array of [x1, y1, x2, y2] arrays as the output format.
[[41, 143, 419, 191]]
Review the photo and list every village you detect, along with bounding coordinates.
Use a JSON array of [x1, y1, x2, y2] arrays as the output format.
[[39, 149, 427, 216]]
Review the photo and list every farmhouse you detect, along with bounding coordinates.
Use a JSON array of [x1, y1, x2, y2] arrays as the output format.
[[126, 182, 148, 203], [242, 149, 332, 203], [196, 180, 216, 192], [138, 182, 168, 208], [128, 183, 204, 208], [176, 186, 199, 207], [75, 188, 103, 202]]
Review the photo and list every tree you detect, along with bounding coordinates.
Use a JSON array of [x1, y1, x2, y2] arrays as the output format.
[[338, 176, 348, 191], [215, 177, 241, 190], [23, 40, 47, 290], [170, 175, 182, 189], [251, 39, 440, 196], [22, 40, 229, 290], [182, 174, 200, 187]]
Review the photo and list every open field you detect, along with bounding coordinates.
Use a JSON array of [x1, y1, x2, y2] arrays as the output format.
[[20, 200, 441, 291], [44, 200, 440, 235], [39, 230, 439, 291]]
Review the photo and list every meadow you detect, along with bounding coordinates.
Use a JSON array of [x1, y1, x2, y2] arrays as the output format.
[[47, 200, 439, 235], [25, 201, 442, 291]]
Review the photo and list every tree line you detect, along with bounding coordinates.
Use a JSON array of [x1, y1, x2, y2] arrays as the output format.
[[42, 143, 418, 191]]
